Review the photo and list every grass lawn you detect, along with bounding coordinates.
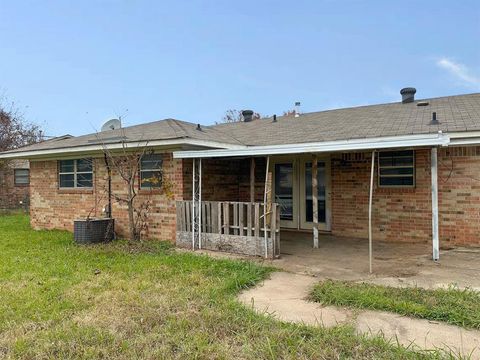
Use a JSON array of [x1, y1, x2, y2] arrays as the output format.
[[0, 214, 457, 359], [311, 280, 480, 329]]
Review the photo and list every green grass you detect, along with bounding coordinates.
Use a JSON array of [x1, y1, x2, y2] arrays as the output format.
[[311, 280, 480, 329], [0, 214, 459, 359]]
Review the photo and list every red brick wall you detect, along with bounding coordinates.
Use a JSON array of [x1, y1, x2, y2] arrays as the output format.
[[438, 147, 480, 246], [30, 153, 183, 241], [0, 164, 30, 210], [331, 149, 432, 243], [182, 158, 242, 201], [331, 147, 480, 246], [28, 146, 480, 246], [182, 158, 267, 202]]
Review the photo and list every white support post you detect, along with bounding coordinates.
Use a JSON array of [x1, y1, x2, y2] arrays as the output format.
[[263, 156, 270, 259], [198, 158, 202, 250], [312, 156, 319, 248], [192, 158, 196, 250], [431, 147, 440, 261], [368, 150, 375, 274]]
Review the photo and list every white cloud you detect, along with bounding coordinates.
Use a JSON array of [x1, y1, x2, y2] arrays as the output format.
[[436, 58, 480, 89]]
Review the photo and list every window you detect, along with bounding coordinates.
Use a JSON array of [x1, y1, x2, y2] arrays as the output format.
[[14, 169, 29, 185], [378, 150, 415, 187], [58, 159, 93, 188], [140, 154, 163, 189]]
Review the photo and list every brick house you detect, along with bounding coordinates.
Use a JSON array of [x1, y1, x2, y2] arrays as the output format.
[[1, 89, 480, 262], [0, 159, 30, 210]]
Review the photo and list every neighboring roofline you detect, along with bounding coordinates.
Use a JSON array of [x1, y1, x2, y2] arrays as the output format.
[[0, 138, 246, 159], [173, 133, 451, 159]]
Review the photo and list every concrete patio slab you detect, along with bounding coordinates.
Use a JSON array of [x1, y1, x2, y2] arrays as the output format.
[[275, 231, 480, 290]]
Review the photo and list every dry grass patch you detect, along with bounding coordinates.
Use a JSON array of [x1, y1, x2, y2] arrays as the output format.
[[0, 214, 458, 359]]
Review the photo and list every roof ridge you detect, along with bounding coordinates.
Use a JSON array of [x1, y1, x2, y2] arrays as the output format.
[[210, 92, 480, 128], [283, 92, 480, 118]]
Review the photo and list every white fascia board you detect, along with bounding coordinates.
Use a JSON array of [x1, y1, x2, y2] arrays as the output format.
[[0, 139, 245, 160], [173, 133, 450, 159]]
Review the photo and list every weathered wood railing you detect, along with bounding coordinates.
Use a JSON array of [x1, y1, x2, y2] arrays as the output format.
[[176, 201, 280, 258]]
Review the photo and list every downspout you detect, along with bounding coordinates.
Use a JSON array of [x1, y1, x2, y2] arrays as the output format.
[[263, 156, 271, 259], [431, 147, 440, 261], [368, 150, 375, 274], [192, 158, 196, 250], [199, 158, 202, 250]]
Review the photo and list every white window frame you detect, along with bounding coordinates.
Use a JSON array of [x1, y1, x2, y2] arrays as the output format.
[[139, 154, 163, 189], [378, 150, 415, 188], [58, 159, 93, 189], [14, 169, 29, 186]]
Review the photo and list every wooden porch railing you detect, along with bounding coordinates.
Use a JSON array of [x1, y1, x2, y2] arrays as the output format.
[[176, 201, 280, 258]]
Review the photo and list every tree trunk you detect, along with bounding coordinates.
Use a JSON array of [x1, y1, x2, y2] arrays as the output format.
[[127, 182, 136, 241]]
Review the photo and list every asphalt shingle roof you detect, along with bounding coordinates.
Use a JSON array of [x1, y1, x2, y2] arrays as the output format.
[[3, 92, 480, 156], [211, 93, 480, 146], [2, 118, 244, 154]]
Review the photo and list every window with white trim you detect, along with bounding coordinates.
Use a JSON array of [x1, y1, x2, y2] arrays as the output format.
[[14, 169, 29, 185], [378, 150, 415, 187], [140, 154, 163, 189], [58, 159, 93, 188]]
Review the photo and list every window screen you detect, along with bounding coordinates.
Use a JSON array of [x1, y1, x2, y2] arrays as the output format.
[[378, 150, 415, 187], [14, 169, 29, 185]]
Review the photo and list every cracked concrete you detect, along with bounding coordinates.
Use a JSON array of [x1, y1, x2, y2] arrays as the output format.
[[239, 272, 480, 358]]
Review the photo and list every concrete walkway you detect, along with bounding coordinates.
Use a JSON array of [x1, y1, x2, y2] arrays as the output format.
[[238, 272, 480, 358]]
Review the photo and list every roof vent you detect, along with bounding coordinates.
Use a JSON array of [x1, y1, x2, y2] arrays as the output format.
[[417, 101, 429, 107], [430, 112, 440, 125], [242, 110, 254, 122], [400, 87, 416, 104], [295, 102, 301, 117]]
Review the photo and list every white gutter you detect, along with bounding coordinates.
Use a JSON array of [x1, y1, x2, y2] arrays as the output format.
[[0, 138, 246, 159], [448, 137, 480, 146], [173, 133, 451, 159]]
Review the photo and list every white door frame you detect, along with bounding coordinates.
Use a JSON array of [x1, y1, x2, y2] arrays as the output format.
[[271, 157, 299, 229], [271, 155, 331, 231], [299, 156, 331, 231]]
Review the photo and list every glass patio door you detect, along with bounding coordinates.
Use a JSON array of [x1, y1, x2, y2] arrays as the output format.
[[274, 162, 298, 228], [300, 160, 329, 230]]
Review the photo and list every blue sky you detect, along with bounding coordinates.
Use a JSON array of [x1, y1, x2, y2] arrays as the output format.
[[0, 0, 479, 137]]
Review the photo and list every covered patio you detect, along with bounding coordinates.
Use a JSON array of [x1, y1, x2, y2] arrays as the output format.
[[173, 132, 451, 271]]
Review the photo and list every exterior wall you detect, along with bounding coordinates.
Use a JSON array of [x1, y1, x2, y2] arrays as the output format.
[[331, 147, 480, 246], [331, 149, 432, 243], [438, 146, 480, 246], [28, 146, 480, 247], [183, 158, 238, 201], [0, 161, 30, 210], [182, 158, 267, 203], [30, 153, 183, 241]]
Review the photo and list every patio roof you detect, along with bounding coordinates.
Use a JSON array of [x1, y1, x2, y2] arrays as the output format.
[[173, 133, 450, 158]]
